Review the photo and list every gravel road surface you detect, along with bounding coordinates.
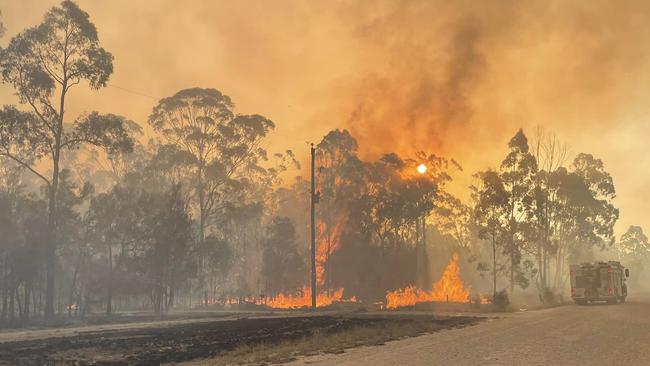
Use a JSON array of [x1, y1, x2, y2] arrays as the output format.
[[291, 296, 650, 366]]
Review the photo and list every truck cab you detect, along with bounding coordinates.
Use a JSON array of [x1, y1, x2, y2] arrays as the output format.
[[569, 261, 629, 305]]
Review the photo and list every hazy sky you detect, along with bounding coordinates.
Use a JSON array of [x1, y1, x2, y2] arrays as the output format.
[[2, 0, 650, 237]]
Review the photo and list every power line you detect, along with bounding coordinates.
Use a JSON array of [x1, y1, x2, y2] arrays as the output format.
[[107, 84, 319, 144], [108, 84, 160, 100]]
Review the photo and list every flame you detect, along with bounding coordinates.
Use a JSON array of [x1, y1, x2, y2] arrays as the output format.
[[316, 221, 342, 286], [214, 252, 487, 310], [265, 286, 345, 309], [260, 221, 351, 309], [385, 253, 473, 309], [215, 221, 348, 310], [477, 294, 491, 305]]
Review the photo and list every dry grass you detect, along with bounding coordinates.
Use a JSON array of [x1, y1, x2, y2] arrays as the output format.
[[180, 318, 474, 366]]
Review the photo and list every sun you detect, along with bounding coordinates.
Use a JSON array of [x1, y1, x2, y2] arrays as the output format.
[[417, 163, 427, 174]]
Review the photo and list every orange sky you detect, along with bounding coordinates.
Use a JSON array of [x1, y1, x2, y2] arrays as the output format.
[[2, 0, 650, 237]]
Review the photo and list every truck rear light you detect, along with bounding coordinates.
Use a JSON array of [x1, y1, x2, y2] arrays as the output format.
[[608, 288, 613, 295]]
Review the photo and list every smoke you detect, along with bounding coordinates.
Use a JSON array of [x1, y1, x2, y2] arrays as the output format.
[[339, 1, 495, 157], [2, 0, 650, 234], [327, 0, 650, 236], [334, 0, 650, 158]]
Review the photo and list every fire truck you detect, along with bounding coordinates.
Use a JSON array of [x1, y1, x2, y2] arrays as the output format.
[[569, 261, 629, 305]]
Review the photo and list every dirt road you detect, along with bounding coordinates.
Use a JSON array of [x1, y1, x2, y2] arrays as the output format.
[[291, 296, 650, 366]]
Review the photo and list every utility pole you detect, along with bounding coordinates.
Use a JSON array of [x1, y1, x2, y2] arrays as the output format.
[[310, 143, 317, 310]]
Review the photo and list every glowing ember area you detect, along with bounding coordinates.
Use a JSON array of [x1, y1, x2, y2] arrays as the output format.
[[265, 286, 345, 309], [385, 253, 472, 309], [477, 294, 491, 305]]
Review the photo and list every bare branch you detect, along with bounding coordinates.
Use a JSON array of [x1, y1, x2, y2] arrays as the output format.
[[0, 150, 51, 186]]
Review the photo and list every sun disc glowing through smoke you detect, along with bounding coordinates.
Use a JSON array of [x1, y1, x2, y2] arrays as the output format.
[[417, 163, 427, 174]]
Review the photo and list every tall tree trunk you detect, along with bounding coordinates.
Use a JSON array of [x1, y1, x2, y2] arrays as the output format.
[[23, 282, 30, 321], [537, 240, 543, 293], [167, 269, 175, 312], [326, 230, 331, 295], [8, 282, 14, 322], [38, 275, 43, 317], [510, 252, 515, 295], [197, 165, 208, 308], [45, 71, 68, 320], [45, 184, 57, 319], [492, 235, 497, 297], [1, 255, 7, 323], [106, 245, 113, 316], [15, 286, 23, 322], [45, 149, 60, 320], [32, 287, 38, 318], [157, 282, 163, 314], [509, 172, 516, 296], [541, 245, 548, 289], [68, 249, 83, 318]]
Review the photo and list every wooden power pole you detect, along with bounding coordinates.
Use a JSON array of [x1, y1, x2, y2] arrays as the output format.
[[310, 144, 317, 309]]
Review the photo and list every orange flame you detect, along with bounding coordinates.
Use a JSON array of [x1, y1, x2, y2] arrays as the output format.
[[477, 294, 491, 305], [385, 253, 474, 309], [316, 221, 342, 285], [265, 286, 345, 309], [256, 221, 348, 309]]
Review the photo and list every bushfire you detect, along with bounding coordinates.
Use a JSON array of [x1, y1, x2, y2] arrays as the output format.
[[265, 224, 349, 309], [316, 221, 342, 286], [260, 253, 486, 310], [385, 253, 480, 309], [264, 286, 346, 309]]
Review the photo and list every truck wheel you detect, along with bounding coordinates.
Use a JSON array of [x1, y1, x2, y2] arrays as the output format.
[[574, 300, 587, 305], [618, 296, 626, 303], [606, 298, 617, 305]]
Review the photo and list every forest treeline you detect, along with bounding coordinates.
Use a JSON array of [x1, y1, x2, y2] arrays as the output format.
[[0, 1, 648, 324]]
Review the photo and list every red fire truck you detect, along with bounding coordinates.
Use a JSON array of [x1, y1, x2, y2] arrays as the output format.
[[569, 261, 629, 305]]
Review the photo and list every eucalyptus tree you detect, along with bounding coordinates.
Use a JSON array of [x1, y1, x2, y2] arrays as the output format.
[[499, 129, 538, 293], [619, 226, 650, 259], [530, 130, 569, 292], [548, 154, 618, 288], [338, 151, 453, 292], [68, 119, 146, 192], [315, 129, 361, 289], [148, 87, 274, 304], [0, 1, 133, 318], [618, 226, 649, 285], [261, 217, 305, 297], [87, 186, 144, 315], [144, 184, 192, 313], [472, 170, 509, 297], [571, 153, 619, 248]]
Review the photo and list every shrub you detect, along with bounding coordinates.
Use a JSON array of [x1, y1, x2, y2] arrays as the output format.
[[492, 290, 510, 311], [538, 287, 564, 305]]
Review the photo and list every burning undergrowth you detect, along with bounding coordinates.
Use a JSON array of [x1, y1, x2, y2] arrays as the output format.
[[385, 253, 489, 309], [265, 286, 346, 309], [257, 132, 490, 311], [253, 253, 487, 311]]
